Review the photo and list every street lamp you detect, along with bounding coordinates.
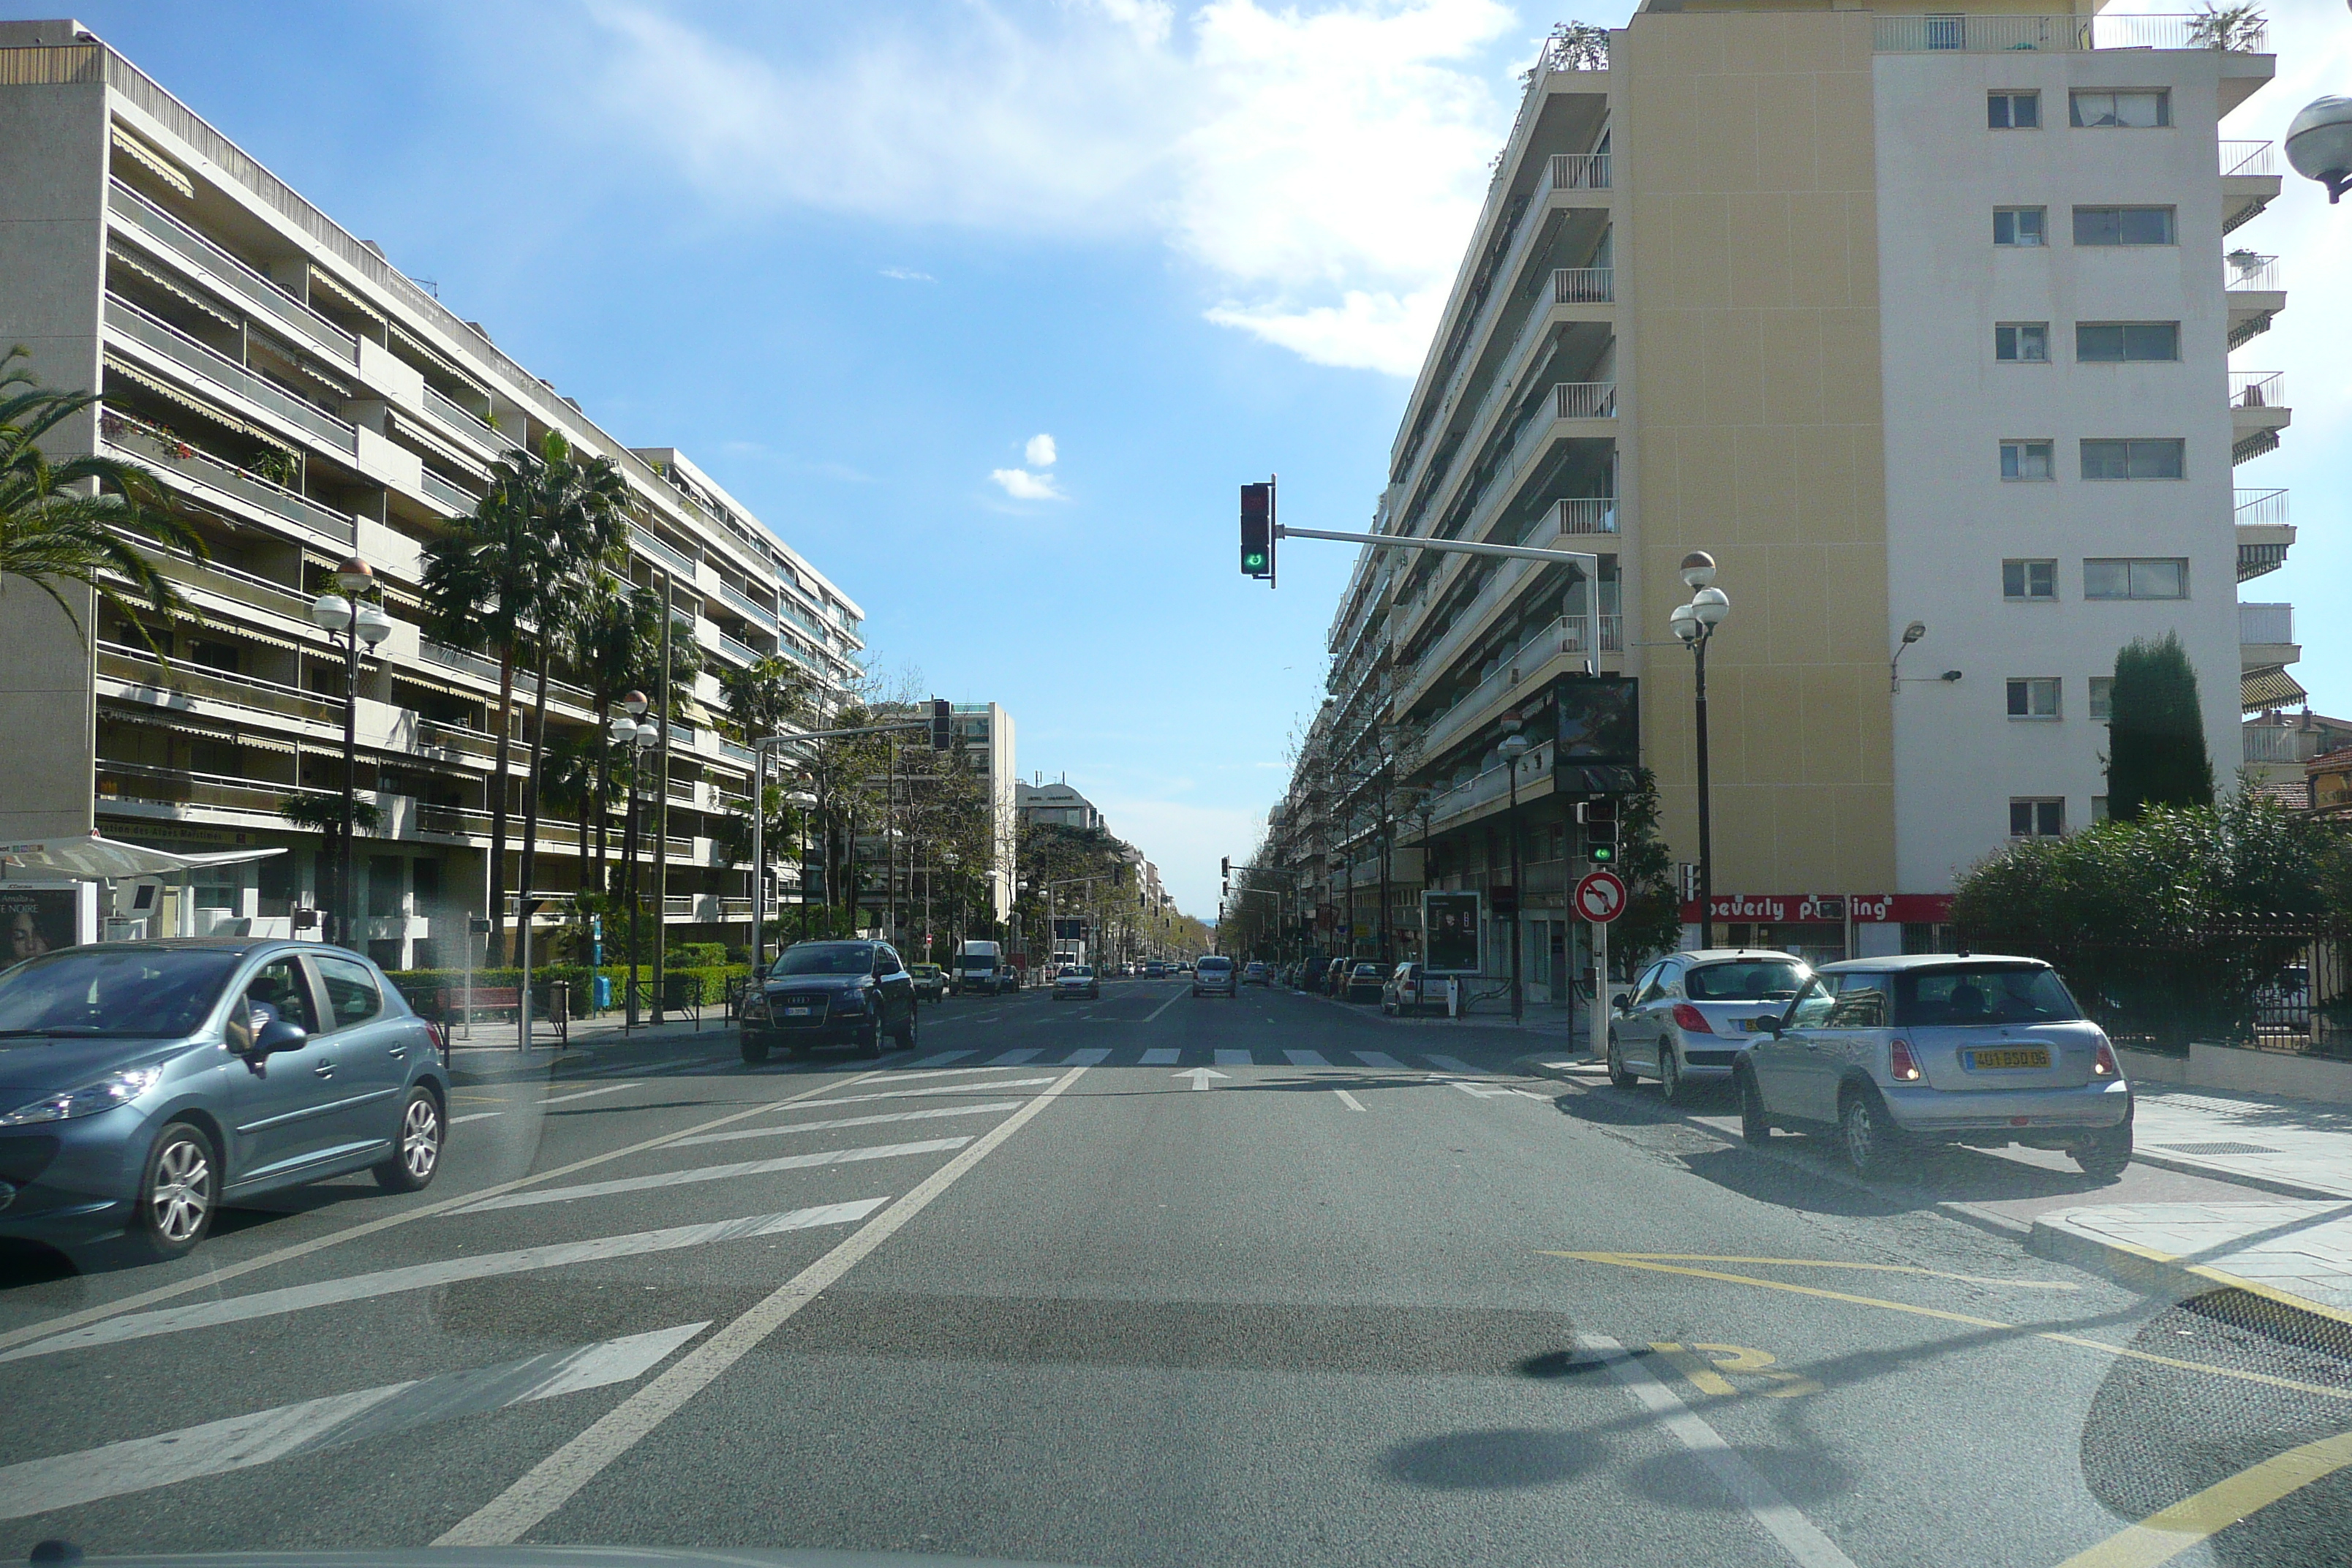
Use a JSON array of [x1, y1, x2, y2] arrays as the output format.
[[613, 691, 658, 1028], [1672, 551, 1730, 949], [2286, 95, 2352, 203], [1499, 715, 1531, 1025], [309, 556, 391, 948]]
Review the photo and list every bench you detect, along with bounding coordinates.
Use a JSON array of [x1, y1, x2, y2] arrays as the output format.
[[433, 986, 570, 1047]]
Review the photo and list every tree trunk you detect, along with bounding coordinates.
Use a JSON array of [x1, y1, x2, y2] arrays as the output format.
[[487, 640, 516, 963], [517, 636, 554, 940]]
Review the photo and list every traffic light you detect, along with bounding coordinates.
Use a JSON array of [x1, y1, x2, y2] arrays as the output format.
[[929, 698, 952, 751], [1240, 482, 1274, 581], [1221, 856, 1230, 881], [1578, 798, 1618, 864]]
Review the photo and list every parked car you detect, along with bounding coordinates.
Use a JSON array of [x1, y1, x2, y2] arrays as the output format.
[[1243, 961, 1270, 987], [1193, 955, 1238, 997], [0, 938, 451, 1262], [741, 940, 919, 1063], [1144, 961, 1167, 979], [1607, 949, 1809, 1104], [1382, 961, 1436, 1017], [1053, 966, 1102, 1001], [908, 962, 947, 1003], [1735, 954, 2132, 1177], [1325, 958, 1350, 995], [1343, 962, 1386, 1003]]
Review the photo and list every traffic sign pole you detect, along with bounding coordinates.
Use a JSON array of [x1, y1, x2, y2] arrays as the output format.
[[1573, 870, 1627, 1063]]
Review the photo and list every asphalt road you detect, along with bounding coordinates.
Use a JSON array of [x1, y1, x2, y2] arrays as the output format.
[[1, 979, 2347, 1567]]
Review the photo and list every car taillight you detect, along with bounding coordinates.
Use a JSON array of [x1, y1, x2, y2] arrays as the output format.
[[1889, 1039, 1923, 1082], [1670, 1003, 1712, 1034], [2092, 1039, 2119, 1078]]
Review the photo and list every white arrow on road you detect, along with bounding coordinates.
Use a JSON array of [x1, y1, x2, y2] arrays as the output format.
[[1175, 1066, 1231, 1091]]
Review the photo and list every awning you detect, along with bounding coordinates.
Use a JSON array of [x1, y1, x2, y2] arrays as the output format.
[[385, 320, 486, 402], [107, 242, 237, 328], [306, 266, 385, 333], [391, 670, 475, 703], [201, 620, 308, 656], [2243, 665, 2308, 712], [102, 355, 296, 456], [3, 832, 282, 881], [110, 127, 193, 199]]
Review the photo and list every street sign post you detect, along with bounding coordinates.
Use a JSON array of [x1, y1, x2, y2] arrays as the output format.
[[1574, 870, 1627, 1062]]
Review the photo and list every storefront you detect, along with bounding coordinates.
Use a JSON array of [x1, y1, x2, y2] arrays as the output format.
[[1679, 894, 1958, 966]]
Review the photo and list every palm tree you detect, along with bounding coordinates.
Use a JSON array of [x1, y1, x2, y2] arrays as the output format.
[[0, 346, 207, 660], [568, 571, 706, 893], [718, 655, 813, 745]]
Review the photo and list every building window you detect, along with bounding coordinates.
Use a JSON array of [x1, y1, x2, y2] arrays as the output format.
[[2092, 796, 2111, 823], [2089, 676, 2114, 719], [1988, 91, 2040, 129], [2000, 440, 2054, 480], [2084, 558, 2187, 600], [1995, 323, 2049, 362], [2008, 677, 2062, 718], [2070, 89, 2169, 128], [2010, 798, 2065, 837], [1994, 207, 2048, 246], [2076, 322, 2180, 362], [2073, 206, 2175, 246], [2002, 559, 2057, 600], [2081, 438, 2185, 480]]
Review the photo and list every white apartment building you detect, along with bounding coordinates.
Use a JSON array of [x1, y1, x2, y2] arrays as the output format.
[[0, 20, 868, 969], [1267, 1, 2289, 990]]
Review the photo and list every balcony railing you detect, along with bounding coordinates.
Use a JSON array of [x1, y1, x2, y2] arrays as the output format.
[[134, 542, 313, 622], [98, 758, 313, 818], [104, 295, 358, 453], [421, 469, 479, 514], [2243, 725, 2317, 764], [2226, 254, 2281, 293], [99, 415, 357, 546], [1873, 13, 2266, 53], [1552, 497, 1618, 535], [422, 384, 498, 448], [98, 640, 343, 727], [2239, 603, 2295, 645], [2229, 372, 2285, 408], [633, 524, 701, 578], [107, 179, 361, 366], [2235, 488, 2288, 527], [1548, 151, 1611, 191], [2220, 140, 2278, 178], [1554, 381, 1617, 419], [716, 630, 761, 667], [720, 579, 779, 630], [1553, 267, 1614, 304]]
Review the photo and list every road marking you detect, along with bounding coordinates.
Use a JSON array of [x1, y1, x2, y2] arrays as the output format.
[[1284, 1049, 1331, 1066], [541, 1083, 638, 1106], [1424, 1055, 1481, 1074], [1060, 1048, 1112, 1065], [1650, 1343, 1739, 1397], [451, 1112, 505, 1125], [2054, 1429, 2352, 1568], [1580, 1254, 2081, 1290], [987, 1048, 1043, 1064], [1352, 1051, 1406, 1070], [1176, 1066, 1229, 1091], [1, 1200, 886, 1365], [436, 1063, 1093, 1546], [1579, 1333, 1858, 1568], [0, 1322, 707, 1519], [776, 1076, 1057, 1107], [1142, 990, 1186, 1023], [1139, 1048, 1180, 1066], [448, 1138, 973, 1213], [1444, 1079, 1524, 1099], [1213, 1049, 1253, 1066], [903, 1051, 973, 1067], [867, 1064, 1022, 1084], [668, 1102, 1025, 1149], [1334, 1089, 1368, 1112]]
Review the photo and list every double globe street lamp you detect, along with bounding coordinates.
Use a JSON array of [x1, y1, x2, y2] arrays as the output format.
[[1669, 552, 1730, 949], [609, 690, 660, 1028], [309, 555, 393, 949]]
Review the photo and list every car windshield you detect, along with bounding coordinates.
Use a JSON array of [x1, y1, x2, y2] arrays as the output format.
[[769, 943, 875, 976], [1060, 968, 1093, 979], [1686, 959, 1808, 1001], [1896, 965, 2082, 1026], [0, 946, 243, 1037]]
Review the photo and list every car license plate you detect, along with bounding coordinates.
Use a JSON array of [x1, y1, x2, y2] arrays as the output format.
[[1967, 1047, 2049, 1070], [1741, 1017, 1769, 1032], [783, 1006, 813, 1017]]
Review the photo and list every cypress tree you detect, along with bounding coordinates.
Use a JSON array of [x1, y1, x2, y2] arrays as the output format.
[[2106, 632, 2214, 821]]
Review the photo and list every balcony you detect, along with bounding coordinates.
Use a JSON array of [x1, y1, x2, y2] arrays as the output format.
[[2235, 488, 2292, 581], [2225, 253, 2283, 349], [1553, 381, 1617, 419], [1414, 614, 1618, 767], [421, 468, 479, 514], [2220, 140, 2281, 234], [720, 579, 779, 630], [99, 413, 357, 546], [1548, 151, 1610, 191], [2228, 372, 2289, 465], [1872, 13, 2266, 53], [99, 759, 314, 821], [2243, 723, 2318, 765], [1552, 497, 1618, 536], [99, 640, 343, 728], [107, 179, 361, 367], [716, 630, 761, 667], [1552, 267, 1613, 305], [104, 295, 358, 454], [132, 542, 313, 623], [2239, 602, 2298, 671], [422, 385, 503, 451], [632, 524, 700, 579]]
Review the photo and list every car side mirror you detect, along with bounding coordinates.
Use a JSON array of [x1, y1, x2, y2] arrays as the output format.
[[1759, 1019, 1783, 1039], [255, 1019, 309, 1056]]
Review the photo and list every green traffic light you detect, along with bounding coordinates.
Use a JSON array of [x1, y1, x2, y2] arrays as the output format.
[[1590, 845, 1615, 863], [1244, 553, 1267, 572]]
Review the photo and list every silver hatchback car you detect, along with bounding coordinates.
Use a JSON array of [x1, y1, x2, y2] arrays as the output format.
[[1607, 949, 1809, 1103], [1738, 954, 2131, 1177]]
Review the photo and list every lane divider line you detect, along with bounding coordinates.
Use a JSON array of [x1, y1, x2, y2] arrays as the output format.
[[1334, 1089, 1368, 1112], [445, 1138, 974, 1214], [667, 1101, 1025, 1150]]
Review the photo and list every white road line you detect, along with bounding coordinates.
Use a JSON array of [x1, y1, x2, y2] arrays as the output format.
[[437, 1063, 1093, 1547], [1139, 1048, 1180, 1066], [1423, 1055, 1482, 1075], [779, 1076, 1058, 1108], [1352, 1051, 1406, 1070], [1059, 1048, 1112, 1066], [987, 1048, 1043, 1064], [1334, 1089, 1368, 1112], [1142, 990, 1187, 1023], [540, 1083, 639, 1106], [0, 1201, 886, 1365], [1213, 1049, 1253, 1066], [451, 1111, 505, 1125], [1284, 1049, 1331, 1067], [1578, 1333, 1859, 1568], [867, 1064, 1022, 1084], [902, 1051, 973, 1068], [668, 1101, 1025, 1149], [448, 1138, 973, 1213], [0, 1322, 706, 1519]]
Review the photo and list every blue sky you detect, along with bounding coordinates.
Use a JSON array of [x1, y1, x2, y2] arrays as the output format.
[[50, 0, 2351, 917]]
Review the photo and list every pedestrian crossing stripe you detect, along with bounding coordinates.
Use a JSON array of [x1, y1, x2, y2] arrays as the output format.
[[1284, 1049, 1331, 1067], [1139, 1048, 1180, 1065], [1353, 1051, 1406, 1070]]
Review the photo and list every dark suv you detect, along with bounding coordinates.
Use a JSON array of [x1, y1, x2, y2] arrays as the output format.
[[742, 941, 919, 1062]]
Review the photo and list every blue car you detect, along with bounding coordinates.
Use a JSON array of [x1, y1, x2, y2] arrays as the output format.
[[0, 938, 451, 1261]]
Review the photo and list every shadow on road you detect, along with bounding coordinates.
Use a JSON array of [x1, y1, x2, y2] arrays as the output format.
[[1379, 1428, 1603, 1489]]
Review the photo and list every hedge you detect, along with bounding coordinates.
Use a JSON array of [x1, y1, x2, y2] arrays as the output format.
[[387, 963, 751, 1019]]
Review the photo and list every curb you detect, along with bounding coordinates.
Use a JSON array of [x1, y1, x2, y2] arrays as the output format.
[[2119, 1150, 2350, 1204], [2027, 1215, 2352, 1341]]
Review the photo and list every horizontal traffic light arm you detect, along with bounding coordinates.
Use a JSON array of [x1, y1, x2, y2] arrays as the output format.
[[1275, 524, 1599, 575]]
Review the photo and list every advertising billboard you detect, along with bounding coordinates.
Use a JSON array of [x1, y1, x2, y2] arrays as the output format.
[[1422, 890, 1482, 976], [1, 887, 78, 973]]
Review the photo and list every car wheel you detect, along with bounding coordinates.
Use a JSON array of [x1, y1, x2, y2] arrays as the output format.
[[859, 1022, 883, 1060], [895, 1007, 919, 1051], [1838, 1088, 1899, 1177], [1737, 1069, 1771, 1147], [1606, 1033, 1638, 1090], [132, 1119, 218, 1261], [2072, 1123, 2132, 1180], [374, 1088, 443, 1194], [1658, 1046, 1685, 1106], [741, 1035, 770, 1065]]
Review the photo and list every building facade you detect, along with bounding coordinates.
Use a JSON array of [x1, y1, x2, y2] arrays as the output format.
[[1264, 2, 2288, 995], [0, 21, 868, 969]]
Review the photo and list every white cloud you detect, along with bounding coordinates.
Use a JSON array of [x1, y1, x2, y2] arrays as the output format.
[[879, 265, 935, 282], [1025, 431, 1058, 467], [573, 0, 1525, 377], [990, 467, 1065, 501]]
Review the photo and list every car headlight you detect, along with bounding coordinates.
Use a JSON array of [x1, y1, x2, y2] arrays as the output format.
[[742, 990, 770, 1022], [0, 1066, 167, 1126], [833, 988, 870, 1013]]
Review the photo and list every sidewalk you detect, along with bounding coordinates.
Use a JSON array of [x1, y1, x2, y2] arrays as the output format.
[[442, 1009, 732, 1076], [2030, 1202, 2352, 1329]]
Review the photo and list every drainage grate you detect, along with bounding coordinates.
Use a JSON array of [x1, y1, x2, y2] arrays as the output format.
[[2156, 1141, 2280, 1156]]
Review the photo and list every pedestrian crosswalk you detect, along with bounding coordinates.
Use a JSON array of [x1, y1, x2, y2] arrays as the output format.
[[549, 1044, 1526, 1083]]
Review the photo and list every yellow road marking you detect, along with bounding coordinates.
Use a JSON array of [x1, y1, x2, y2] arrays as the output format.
[[1542, 1252, 2352, 1404], [2052, 1429, 2352, 1568], [1649, 1343, 1738, 1395], [1693, 1343, 1823, 1397], [1586, 1253, 2080, 1289]]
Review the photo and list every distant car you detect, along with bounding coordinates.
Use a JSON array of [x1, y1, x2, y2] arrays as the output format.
[[742, 941, 919, 1063], [1243, 961, 1270, 987], [1737, 955, 2133, 1178], [1608, 949, 1809, 1104], [0, 938, 450, 1262], [1382, 961, 1434, 1017], [1192, 955, 1237, 997], [1052, 966, 1101, 1001], [1343, 962, 1385, 1003], [1325, 958, 1350, 995], [908, 962, 946, 1003], [1144, 961, 1167, 979]]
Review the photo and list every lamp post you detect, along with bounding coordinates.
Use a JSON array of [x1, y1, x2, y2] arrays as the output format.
[[309, 556, 391, 949], [941, 846, 960, 968], [2286, 95, 2352, 203], [1499, 715, 1530, 1024], [612, 692, 657, 1030], [1670, 552, 1730, 949]]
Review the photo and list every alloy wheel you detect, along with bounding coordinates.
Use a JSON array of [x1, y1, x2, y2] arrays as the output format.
[[399, 1095, 442, 1182], [147, 1134, 212, 1243]]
